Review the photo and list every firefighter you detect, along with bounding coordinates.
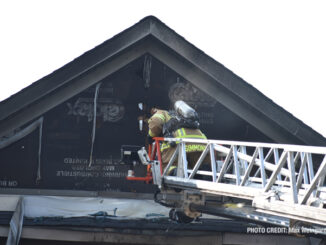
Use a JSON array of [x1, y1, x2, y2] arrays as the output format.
[[147, 101, 208, 174]]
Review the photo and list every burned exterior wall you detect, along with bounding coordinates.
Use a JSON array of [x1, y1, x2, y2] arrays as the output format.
[[0, 55, 273, 192]]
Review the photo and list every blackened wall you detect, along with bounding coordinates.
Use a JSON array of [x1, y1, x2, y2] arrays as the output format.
[[0, 55, 273, 192]]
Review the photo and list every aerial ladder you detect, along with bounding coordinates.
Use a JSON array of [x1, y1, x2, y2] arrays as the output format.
[[126, 137, 326, 234]]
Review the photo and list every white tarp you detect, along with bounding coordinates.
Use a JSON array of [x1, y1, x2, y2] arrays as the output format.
[[22, 196, 171, 218]]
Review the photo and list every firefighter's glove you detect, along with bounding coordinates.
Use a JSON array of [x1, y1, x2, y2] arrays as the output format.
[[169, 141, 176, 147]]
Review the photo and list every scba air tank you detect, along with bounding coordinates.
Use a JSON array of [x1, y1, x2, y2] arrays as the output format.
[[174, 100, 198, 119]]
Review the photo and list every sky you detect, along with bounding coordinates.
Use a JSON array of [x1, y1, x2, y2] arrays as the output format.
[[0, 0, 326, 138]]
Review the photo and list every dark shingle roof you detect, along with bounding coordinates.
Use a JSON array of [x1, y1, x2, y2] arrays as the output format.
[[0, 16, 325, 146]]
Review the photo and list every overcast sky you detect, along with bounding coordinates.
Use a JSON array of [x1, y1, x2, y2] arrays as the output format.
[[1, 0, 325, 138]]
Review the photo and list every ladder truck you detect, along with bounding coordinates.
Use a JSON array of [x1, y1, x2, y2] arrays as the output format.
[[126, 137, 326, 235]]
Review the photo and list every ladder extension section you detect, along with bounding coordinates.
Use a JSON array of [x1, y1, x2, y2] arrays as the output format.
[[151, 137, 326, 226]]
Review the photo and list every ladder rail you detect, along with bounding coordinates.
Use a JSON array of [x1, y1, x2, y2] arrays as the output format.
[[160, 137, 326, 155]]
